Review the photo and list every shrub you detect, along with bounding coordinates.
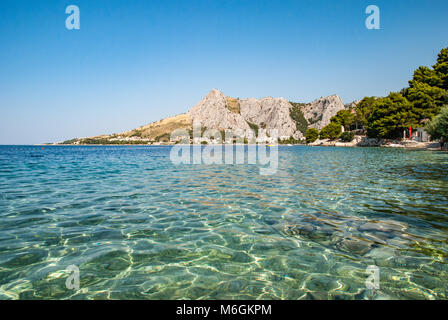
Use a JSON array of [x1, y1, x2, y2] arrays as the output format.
[[247, 122, 259, 136], [340, 131, 355, 142], [330, 110, 355, 131], [305, 128, 319, 144], [289, 103, 309, 135], [320, 122, 342, 140], [425, 106, 448, 141], [155, 133, 171, 142]]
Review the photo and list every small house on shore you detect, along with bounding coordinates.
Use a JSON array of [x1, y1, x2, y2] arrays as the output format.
[[414, 127, 430, 142]]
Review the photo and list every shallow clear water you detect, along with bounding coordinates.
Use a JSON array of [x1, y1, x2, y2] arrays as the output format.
[[0, 145, 447, 300]]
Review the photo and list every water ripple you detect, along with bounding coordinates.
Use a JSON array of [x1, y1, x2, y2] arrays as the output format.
[[0, 145, 447, 299]]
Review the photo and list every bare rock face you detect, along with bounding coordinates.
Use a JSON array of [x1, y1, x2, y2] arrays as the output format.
[[302, 95, 345, 130], [187, 89, 304, 138], [187, 89, 250, 131], [240, 97, 300, 138], [66, 89, 345, 144]]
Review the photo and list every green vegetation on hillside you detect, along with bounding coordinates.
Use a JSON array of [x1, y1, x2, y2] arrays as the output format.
[[78, 138, 150, 145], [226, 97, 241, 114], [62, 138, 78, 144], [247, 122, 259, 136], [154, 132, 171, 142], [289, 102, 309, 135], [130, 129, 143, 138]]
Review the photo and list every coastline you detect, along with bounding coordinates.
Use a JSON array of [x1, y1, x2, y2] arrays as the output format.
[[37, 140, 447, 151], [308, 135, 447, 151]]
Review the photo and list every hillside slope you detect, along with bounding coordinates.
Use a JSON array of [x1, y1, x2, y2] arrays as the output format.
[[60, 89, 346, 144]]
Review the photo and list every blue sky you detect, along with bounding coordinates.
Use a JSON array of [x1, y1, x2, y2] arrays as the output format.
[[1, 0, 448, 144]]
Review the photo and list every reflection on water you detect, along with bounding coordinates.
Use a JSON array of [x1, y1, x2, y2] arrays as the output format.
[[0, 145, 447, 299]]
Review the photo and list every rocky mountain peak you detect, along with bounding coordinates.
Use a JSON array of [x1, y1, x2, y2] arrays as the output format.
[[302, 94, 345, 130], [187, 89, 249, 131], [205, 88, 225, 99], [65, 89, 347, 144]]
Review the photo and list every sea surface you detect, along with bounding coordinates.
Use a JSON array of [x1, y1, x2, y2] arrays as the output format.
[[0, 145, 447, 300]]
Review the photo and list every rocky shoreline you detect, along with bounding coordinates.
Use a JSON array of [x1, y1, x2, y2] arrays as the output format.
[[309, 135, 447, 151]]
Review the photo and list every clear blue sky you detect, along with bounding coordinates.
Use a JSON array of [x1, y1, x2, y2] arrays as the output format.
[[1, 0, 447, 144]]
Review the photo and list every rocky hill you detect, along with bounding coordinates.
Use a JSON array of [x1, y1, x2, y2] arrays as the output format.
[[60, 89, 346, 144], [302, 95, 346, 130]]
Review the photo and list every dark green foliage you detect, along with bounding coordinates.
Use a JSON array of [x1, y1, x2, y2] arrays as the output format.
[[433, 47, 448, 90], [409, 66, 443, 88], [307, 114, 323, 125], [366, 92, 413, 139], [61, 138, 78, 144], [340, 131, 355, 142], [330, 110, 355, 131], [425, 106, 448, 141], [79, 138, 148, 145], [305, 128, 319, 143], [279, 137, 304, 144], [289, 102, 309, 135], [131, 130, 143, 138], [319, 122, 342, 140], [360, 47, 448, 139], [405, 82, 448, 120], [403, 47, 448, 123], [154, 133, 171, 142], [247, 122, 259, 136], [354, 97, 376, 129]]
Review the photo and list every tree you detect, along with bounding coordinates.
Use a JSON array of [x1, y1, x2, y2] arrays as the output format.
[[330, 110, 355, 131], [354, 96, 376, 129], [425, 106, 448, 142], [433, 47, 448, 90], [289, 103, 309, 135], [305, 128, 319, 144], [340, 131, 355, 142], [406, 82, 448, 121], [320, 122, 342, 140], [366, 92, 414, 139], [408, 66, 443, 88], [405, 48, 448, 122]]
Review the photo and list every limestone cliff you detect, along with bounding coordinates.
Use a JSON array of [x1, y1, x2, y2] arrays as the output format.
[[187, 89, 250, 131], [61, 89, 346, 144], [301, 95, 346, 130]]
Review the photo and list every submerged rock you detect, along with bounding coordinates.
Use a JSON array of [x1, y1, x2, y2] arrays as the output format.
[[282, 224, 334, 241], [364, 247, 396, 260], [359, 220, 407, 233], [336, 238, 373, 256]]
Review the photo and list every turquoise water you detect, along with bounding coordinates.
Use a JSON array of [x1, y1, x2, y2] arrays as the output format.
[[0, 145, 447, 300]]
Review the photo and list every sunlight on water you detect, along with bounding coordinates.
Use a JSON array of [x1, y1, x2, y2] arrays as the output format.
[[0, 145, 447, 299]]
